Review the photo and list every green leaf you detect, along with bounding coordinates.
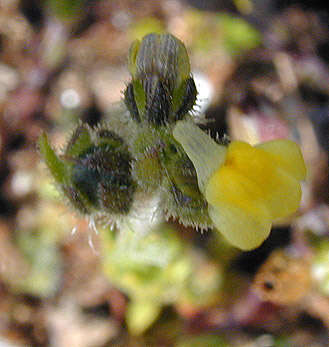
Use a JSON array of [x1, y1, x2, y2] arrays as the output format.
[[38, 133, 68, 185], [128, 40, 141, 77], [126, 300, 162, 335], [65, 124, 92, 157], [132, 79, 146, 116]]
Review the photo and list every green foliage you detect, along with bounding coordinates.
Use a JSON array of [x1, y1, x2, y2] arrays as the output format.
[[101, 225, 190, 300], [176, 334, 227, 347], [14, 228, 61, 297], [184, 10, 261, 55], [273, 336, 292, 347], [126, 300, 162, 336], [101, 224, 222, 334], [47, 0, 85, 20], [220, 13, 261, 54]]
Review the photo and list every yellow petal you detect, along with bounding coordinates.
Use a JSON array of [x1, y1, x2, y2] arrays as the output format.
[[208, 203, 271, 250], [261, 166, 302, 219], [218, 141, 303, 220], [224, 141, 277, 187], [206, 166, 271, 250], [256, 139, 306, 181], [206, 165, 265, 213]]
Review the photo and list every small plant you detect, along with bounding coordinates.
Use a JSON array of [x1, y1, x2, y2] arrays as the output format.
[[39, 33, 211, 232], [38, 31, 307, 334], [39, 32, 306, 250]]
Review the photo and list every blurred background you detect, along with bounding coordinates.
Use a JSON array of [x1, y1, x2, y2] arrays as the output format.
[[0, 0, 328, 346]]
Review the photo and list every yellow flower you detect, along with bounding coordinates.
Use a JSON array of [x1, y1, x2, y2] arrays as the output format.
[[173, 121, 306, 250]]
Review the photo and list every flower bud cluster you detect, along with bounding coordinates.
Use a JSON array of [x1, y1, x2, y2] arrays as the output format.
[[39, 33, 210, 229], [39, 32, 306, 250]]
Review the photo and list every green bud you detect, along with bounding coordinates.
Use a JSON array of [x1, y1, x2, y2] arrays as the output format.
[[124, 33, 197, 126], [132, 152, 163, 192], [39, 124, 136, 216], [131, 126, 165, 192], [131, 125, 211, 229], [161, 138, 212, 229], [128, 33, 190, 87]]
